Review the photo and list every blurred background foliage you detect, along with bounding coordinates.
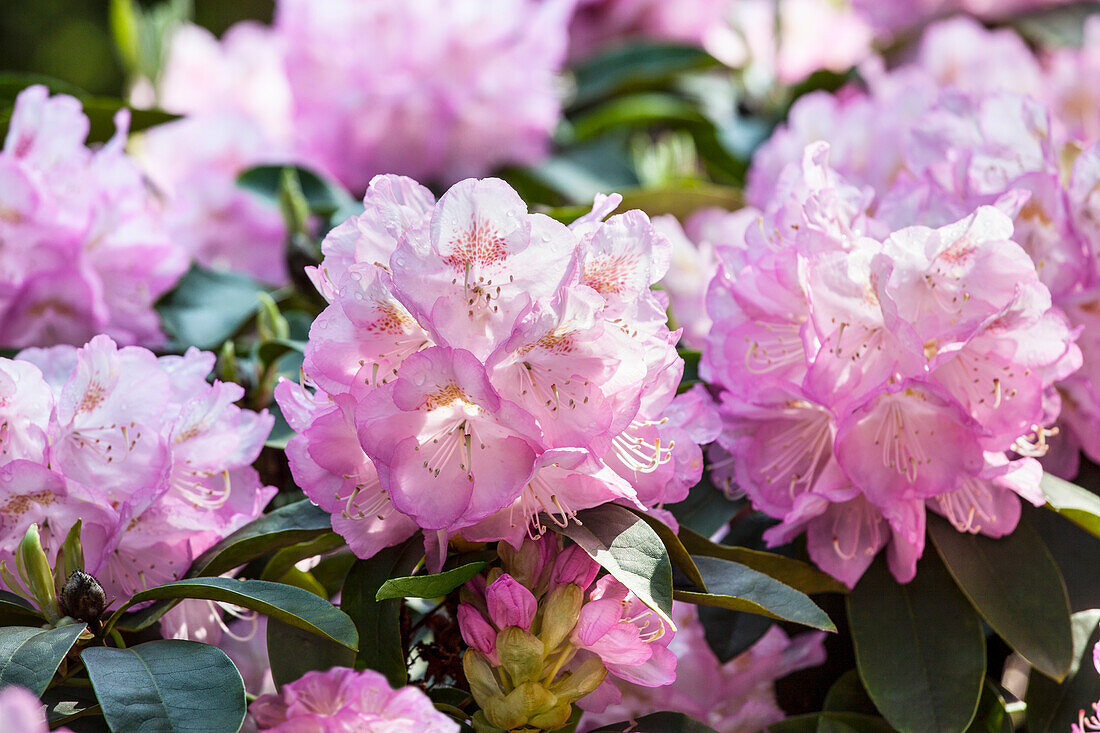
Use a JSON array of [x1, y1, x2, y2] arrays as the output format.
[[0, 0, 270, 96]]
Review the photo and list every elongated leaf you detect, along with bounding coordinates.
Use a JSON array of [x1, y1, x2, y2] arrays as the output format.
[[0, 590, 42, 627], [1026, 609, 1100, 733], [697, 605, 774, 663], [261, 531, 346, 584], [342, 539, 424, 686], [823, 669, 879, 715], [267, 617, 356, 691], [588, 711, 720, 732], [188, 499, 333, 578], [84, 640, 245, 733], [558, 505, 675, 628], [764, 712, 894, 732], [621, 507, 705, 592], [156, 265, 271, 350], [570, 42, 719, 108], [0, 624, 86, 695], [848, 553, 985, 733], [1040, 472, 1100, 539], [571, 93, 708, 142], [375, 561, 486, 601], [927, 515, 1072, 680], [679, 526, 847, 595], [674, 556, 834, 631], [667, 478, 741, 537], [965, 681, 1012, 733], [115, 578, 357, 650]]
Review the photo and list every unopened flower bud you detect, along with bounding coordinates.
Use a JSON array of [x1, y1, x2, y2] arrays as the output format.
[[528, 701, 573, 731], [17, 524, 58, 623], [59, 571, 106, 626], [486, 681, 556, 731], [464, 649, 504, 707], [498, 537, 553, 590], [458, 603, 499, 664], [486, 574, 536, 631], [496, 626, 545, 685], [550, 545, 599, 590], [551, 656, 607, 703], [538, 583, 583, 651]]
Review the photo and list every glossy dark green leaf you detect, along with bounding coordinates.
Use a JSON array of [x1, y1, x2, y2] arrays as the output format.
[[674, 556, 835, 631], [261, 531, 346, 584], [375, 561, 486, 601], [42, 684, 103, 729], [679, 526, 848, 595], [667, 477, 741, 537], [115, 578, 357, 650], [0, 590, 43, 627], [1026, 609, 1100, 733], [83, 640, 245, 733], [764, 712, 894, 733], [927, 515, 1072, 680], [156, 265, 271, 349], [621, 506, 706, 592], [588, 711, 720, 732], [0, 623, 86, 695], [1026, 503, 1100, 612], [267, 617, 356, 691], [341, 539, 423, 686], [570, 42, 719, 108], [697, 605, 774, 663], [237, 165, 353, 217], [1040, 472, 1100, 539], [848, 552, 985, 733], [558, 504, 675, 627], [965, 681, 1012, 733], [823, 669, 879, 716], [571, 93, 708, 142], [512, 135, 639, 205]]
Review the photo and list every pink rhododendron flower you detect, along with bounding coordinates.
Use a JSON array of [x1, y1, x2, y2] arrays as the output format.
[[275, 0, 573, 191], [277, 175, 707, 559], [134, 22, 292, 284], [565, 0, 731, 59], [851, 0, 1079, 36], [0, 336, 275, 612], [0, 86, 186, 347], [251, 667, 458, 732], [0, 686, 72, 733], [578, 604, 826, 733], [705, 144, 1080, 586]]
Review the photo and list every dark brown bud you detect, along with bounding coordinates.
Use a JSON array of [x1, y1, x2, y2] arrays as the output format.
[[59, 570, 106, 624]]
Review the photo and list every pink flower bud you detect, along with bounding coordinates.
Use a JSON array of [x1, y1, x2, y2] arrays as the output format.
[[550, 545, 599, 590], [457, 603, 499, 664], [486, 574, 537, 631]]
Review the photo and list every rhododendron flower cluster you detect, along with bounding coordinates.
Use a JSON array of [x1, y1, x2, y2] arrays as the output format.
[[852, 0, 1080, 36], [747, 15, 1100, 476], [0, 86, 186, 348], [703, 143, 1080, 586], [459, 536, 675, 728], [0, 335, 275, 607], [276, 174, 716, 560], [250, 666, 458, 732], [134, 22, 292, 284], [275, 0, 573, 191], [578, 604, 825, 733]]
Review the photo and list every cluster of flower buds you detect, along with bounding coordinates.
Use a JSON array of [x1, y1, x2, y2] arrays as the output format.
[[458, 536, 675, 731]]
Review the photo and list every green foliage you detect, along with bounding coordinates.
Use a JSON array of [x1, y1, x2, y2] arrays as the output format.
[[83, 640, 245, 733], [267, 618, 357, 691], [674, 555, 835, 631], [667, 477, 742, 538], [156, 265, 274, 350], [0, 624, 86, 695], [764, 712, 895, 733], [621, 506, 707, 592], [1026, 609, 1100, 732], [587, 711, 720, 733], [557, 504, 675, 628], [0, 589, 43, 627], [237, 164, 354, 219], [848, 553, 986, 733], [927, 515, 1073, 680], [375, 561, 488, 601], [1040, 472, 1100, 539]]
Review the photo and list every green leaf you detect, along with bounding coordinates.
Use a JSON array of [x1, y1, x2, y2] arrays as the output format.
[[156, 265, 271, 349], [620, 506, 706, 592], [764, 712, 895, 733], [674, 556, 835, 631], [823, 669, 879, 716], [570, 42, 720, 108], [667, 477, 742, 537], [83, 640, 245, 733], [848, 552, 985, 733], [587, 711, 720, 733], [375, 561, 486, 601], [696, 604, 774, 663], [927, 515, 1072, 680], [115, 578, 357, 650], [678, 526, 848, 595], [341, 539, 423, 686], [1040, 472, 1100, 539], [0, 624, 86, 695], [965, 681, 1012, 733], [237, 165, 353, 217], [558, 504, 675, 628], [0, 590, 43, 627], [571, 93, 708, 142], [1026, 609, 1100, 733], [267, 617, 356, 691], [261, 531, 346, 584]]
